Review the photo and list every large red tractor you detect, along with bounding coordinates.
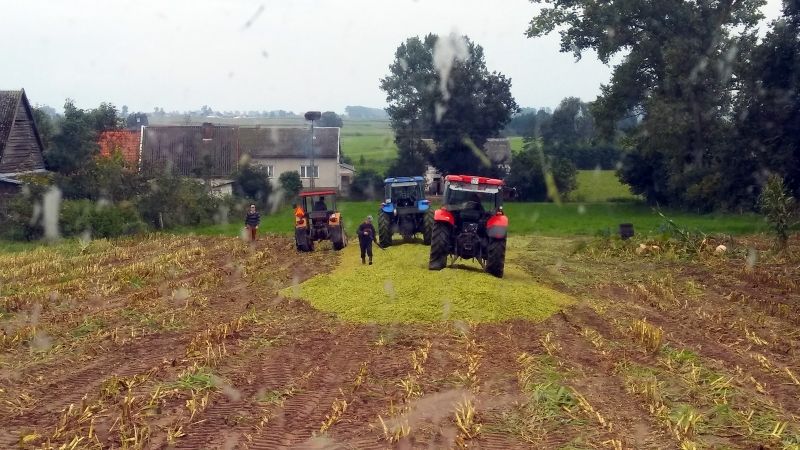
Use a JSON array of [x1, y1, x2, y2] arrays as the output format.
[[428, 175, 508, 278]]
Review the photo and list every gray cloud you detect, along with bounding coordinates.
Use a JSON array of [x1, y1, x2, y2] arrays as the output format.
[[0, 0, 785, 114]]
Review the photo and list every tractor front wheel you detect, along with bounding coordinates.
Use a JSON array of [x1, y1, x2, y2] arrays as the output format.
[[429, 222, 451, 270], [422, 209, 433, 245], [486, 238, 506, 278], [378, 210, 392, 248]]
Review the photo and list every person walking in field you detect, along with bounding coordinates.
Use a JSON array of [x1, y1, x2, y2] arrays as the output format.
[[245, 204, 260, 242], [357, 215, 379, 265]]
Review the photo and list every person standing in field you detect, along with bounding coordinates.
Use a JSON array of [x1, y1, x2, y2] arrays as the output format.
[[357, 215, 379, 265], [245, 204, 260, 242]]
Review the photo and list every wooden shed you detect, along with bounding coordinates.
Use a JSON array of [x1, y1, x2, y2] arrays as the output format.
[[0, 89, 46, 174], [0, 89, 48, 204]]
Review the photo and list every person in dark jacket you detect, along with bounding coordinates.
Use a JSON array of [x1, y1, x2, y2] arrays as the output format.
[[245, 204, 260, 242], [357, 215, 379, 265]]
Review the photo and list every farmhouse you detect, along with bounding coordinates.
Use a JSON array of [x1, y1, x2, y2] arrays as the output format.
[[238, 126, 354, 192], [137, 123, 352, 195], [421, 138, 513, 195], [0, 89, 48, 204]]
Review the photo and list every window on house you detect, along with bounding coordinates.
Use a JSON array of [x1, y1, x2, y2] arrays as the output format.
[[253, 164, 274, 178], [300, 165, 318, 178]]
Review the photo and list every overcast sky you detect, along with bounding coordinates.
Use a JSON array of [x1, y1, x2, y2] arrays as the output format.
[[1, 0, 786, 115]]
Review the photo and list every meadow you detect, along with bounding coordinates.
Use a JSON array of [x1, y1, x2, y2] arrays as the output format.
[[189, 199, 768, 239]]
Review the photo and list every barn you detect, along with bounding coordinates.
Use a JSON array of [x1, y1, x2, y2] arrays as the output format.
[[0, 89, 48, 205]]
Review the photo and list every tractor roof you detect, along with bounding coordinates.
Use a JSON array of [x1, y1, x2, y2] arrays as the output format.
[[384, 176, 424, 183], [445, 175, 504, 186], [299, 189, 337, 197]]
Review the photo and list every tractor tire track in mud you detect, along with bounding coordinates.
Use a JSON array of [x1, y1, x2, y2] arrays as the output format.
[[249, 332, 370, 449]]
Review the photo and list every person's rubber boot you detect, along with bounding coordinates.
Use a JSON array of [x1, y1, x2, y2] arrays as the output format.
[[369, 258, 373, 265], [361, 257, 365, 264]]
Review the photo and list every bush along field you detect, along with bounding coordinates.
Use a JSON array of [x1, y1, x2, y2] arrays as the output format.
[[1, 207, 799, 449]]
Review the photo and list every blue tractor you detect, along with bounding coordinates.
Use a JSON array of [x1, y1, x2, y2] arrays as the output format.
[[377, 176, 434, 247]]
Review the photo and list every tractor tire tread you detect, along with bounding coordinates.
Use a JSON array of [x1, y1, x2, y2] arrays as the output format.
[[429, 221, 450, 270], [486, 238, 506, 278], [378, 210, 392, 248], [423, 209, 434, 245]]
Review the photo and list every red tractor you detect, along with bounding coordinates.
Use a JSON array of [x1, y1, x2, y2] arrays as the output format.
[[428, 175, 508, 278]]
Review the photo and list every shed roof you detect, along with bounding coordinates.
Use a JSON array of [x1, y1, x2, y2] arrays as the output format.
[[0, 90, 23, 152], [484, 138, 513, 164], [238, 126, 339, 158], [421, 138, 512, 164], [0, 89, 47, 174]]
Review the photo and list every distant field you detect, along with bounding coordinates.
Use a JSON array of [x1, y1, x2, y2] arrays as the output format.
[[569, 170, 640, 202]]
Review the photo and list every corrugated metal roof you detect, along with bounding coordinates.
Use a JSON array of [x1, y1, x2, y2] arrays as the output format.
[[238, 126, 339, 158], [140, 125, 239, 177]]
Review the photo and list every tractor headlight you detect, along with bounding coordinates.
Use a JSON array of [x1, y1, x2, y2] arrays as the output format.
[[385, 198, 391, 204]]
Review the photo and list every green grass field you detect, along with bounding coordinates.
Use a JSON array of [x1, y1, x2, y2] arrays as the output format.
[[188, 201, 767, 239]]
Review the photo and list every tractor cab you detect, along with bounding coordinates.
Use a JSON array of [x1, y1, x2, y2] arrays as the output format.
[[429, 175, 508, 278], [441, 176, 504, 227], [377, 176, 434, 247], [383, 176, 426, 209], [294, 190, 346, 252]]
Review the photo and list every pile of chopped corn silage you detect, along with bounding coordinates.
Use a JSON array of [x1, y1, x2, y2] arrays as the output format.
[[283, 236, 575, 323]]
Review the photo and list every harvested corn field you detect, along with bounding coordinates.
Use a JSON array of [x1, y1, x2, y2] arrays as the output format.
[[1, 233, 799, 449]]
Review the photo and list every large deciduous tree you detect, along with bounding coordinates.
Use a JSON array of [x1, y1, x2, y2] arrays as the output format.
[[735, 0, 800, 200], [380, 33, 519, 178], [526, 0, 766, 211]]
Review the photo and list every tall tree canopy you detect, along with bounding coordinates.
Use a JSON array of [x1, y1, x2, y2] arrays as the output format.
[[380, 33, 519, 177], [735, 0, 800, 200], [526, 0, 767, 211]]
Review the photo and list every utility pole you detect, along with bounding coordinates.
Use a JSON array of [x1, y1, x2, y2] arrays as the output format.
[[304, 111, 321, 190]]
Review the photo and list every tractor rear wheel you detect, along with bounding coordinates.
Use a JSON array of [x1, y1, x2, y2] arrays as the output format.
[[331, 226, 345, 251], [295, 229, 311, 252], [422, 209, 433, 245], [486, 238, 506, 278], [429, 222, 451, 270], [378, 211, 392, 248]]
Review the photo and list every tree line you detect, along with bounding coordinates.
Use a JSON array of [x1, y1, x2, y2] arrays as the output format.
[[1, 101, 307, 241], [526, 0, 799, 212], [374, 0, 799, 211]]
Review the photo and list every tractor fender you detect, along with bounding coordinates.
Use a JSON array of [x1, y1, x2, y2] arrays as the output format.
[[328, 212, 341, 226], [486, 215, 508, 239], [417, 200, 431, 211], [434, 208, 455, 226], [381, 203, 395, 214]]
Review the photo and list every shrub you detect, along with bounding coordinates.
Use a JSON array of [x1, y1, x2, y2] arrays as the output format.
[[758, 174, 799, 250], [278, 170, 303, 199], [60, 200, 148, 239], [136, 171, 227, 229]]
